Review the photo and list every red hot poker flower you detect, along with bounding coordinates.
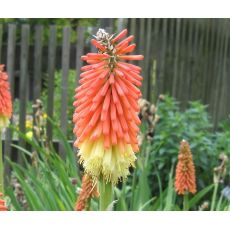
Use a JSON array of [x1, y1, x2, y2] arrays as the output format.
[[0, 65, 12, 130], [75, 174, 99, 211], [175, 140, 197, 195], [73, 29, 144, 184], [0, 193, 7, 211]]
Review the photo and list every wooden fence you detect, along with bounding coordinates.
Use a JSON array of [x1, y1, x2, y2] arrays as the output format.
[[0, 19, 230, 171]]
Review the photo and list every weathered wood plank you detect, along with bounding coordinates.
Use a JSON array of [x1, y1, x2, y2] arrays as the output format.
[[214, 20, 227, 127], [59, 27, 71, 158], [144, 18, 152, 100], [166, 18, 175, 95], [139, 19, 145, 95], [200, 19, 211, 103], [184, 19, 194, 106], [33, 25, 43, 101], [32, 25, 43, 141], [217, 19, 229, 123], [211, 19, 222, 127], [190, 19, 200, 102], [4, 24, 16, 177], [46, 26, 57, 143], [19, 25, 30, 163], [117, 18, 124, 32], [157, 18, 168, 96], [130, 18, 136, 37], [152, 18, 160, 101], [129, 18, 137, 65], [177, 19, 186, 106], [204, 19, 215, 107], [172, 18, 181, 98], [75, 27, 85, 87]]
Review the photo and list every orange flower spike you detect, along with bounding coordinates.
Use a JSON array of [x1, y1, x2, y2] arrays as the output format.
[[0, 65, 12, 130], [73, 29, 144, 184], [0, 193, 7, 211], [175, 140, 197, 195], [75, 174, 99, 211]]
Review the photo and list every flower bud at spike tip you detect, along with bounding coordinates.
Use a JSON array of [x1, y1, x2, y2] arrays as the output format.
[[73, 29, 144, 184], [175, 140, 197, 195], [0, 65, 12, 130]]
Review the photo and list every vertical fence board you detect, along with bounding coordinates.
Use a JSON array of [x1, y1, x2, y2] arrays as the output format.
[[46, 26, 57, 143], [163, 18, 174, 95], [217, 20, 229, 123], [190, 20, 199, 102], [33, 25, 43, 101], [211, 20, 222, 127], [129, 18, 137, 65], [157, 19, 168, 95], [32, 25, 43, 140], [202, 19, 211, 104], [75, 27, 84, 86], [19, 25, 30, 162], [196, 21, 205, 101], [183, 19, 194, 105], [4, 24, 16, 177], [214, 20, 226, 127], [205, 19, 215, 108], [144, 18, 152, 100], [152, 18, 160, 101], [139, 18, 145, 66], [117, 18, 124, 32], [172, 19, 181, 98], [178, 19, 187, 106], [139, 19, 145, 94], [59, 27, 71, 158], [130, 18, 136, 38]]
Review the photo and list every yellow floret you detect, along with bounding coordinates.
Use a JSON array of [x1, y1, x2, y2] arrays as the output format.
[[0, 115, 9, 130], [78, 136, 136, 184]]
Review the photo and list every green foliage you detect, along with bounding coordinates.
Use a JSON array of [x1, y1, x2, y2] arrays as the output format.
[[149, 95, 228, 191], [5, 120, 81, 211]]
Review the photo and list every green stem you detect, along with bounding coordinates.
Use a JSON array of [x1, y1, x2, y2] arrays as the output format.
[[183, 192, 189, 211], [0, 130, 4, 194], [211, 182, 219, 211], [99, 180, 113, 211]]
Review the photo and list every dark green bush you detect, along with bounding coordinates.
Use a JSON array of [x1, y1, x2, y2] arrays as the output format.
[[146, 95, 230, 193]]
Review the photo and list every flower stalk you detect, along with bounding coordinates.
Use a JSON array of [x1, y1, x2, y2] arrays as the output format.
[[99, 180, 113, 211], [183, 192, 189, 211]]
